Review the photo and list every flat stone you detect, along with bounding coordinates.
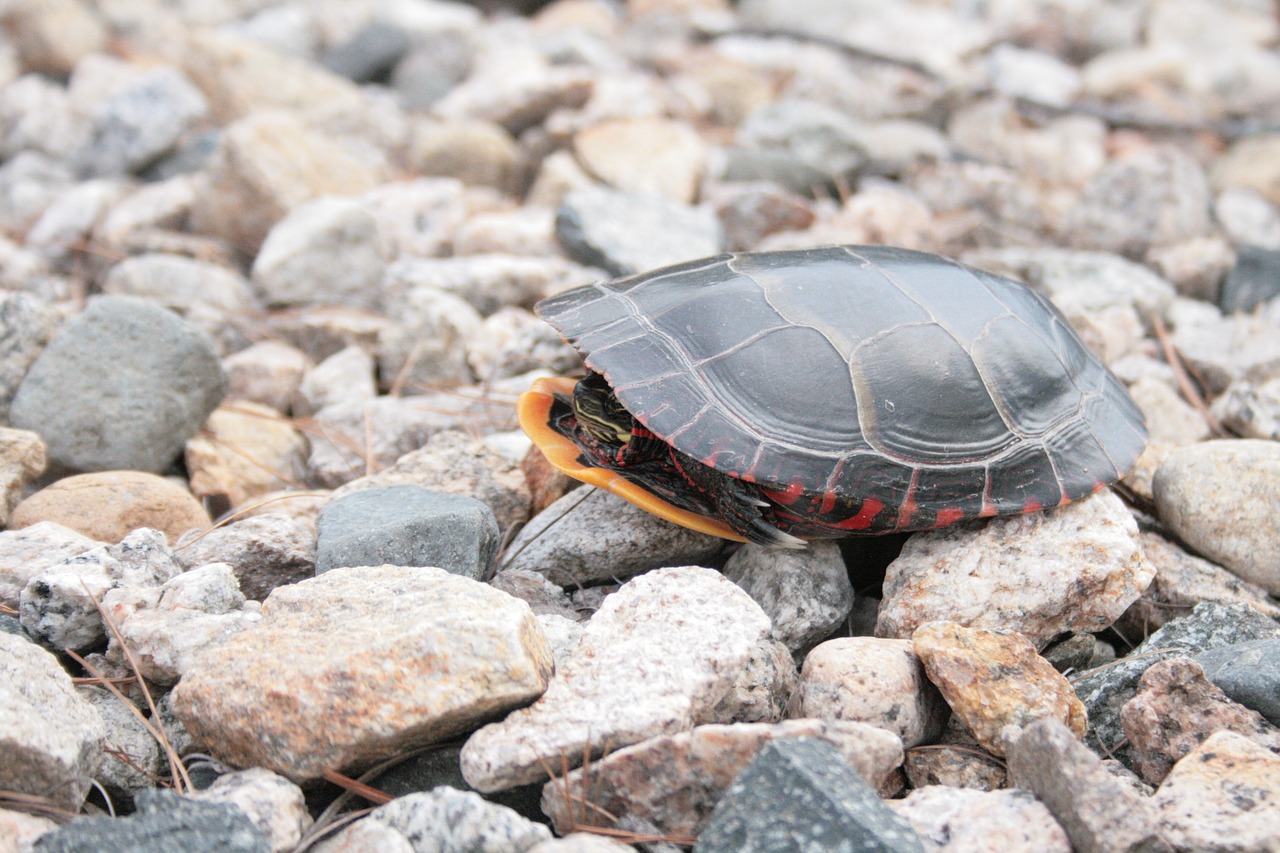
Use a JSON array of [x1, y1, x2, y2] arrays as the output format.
[[1151, 731, 1280, 852], [912, 621, 1087, 756], [1153, 439, 1280, 594], [1194, 639, 1280, 726], [721, 541, 853, 653], [171, 565, 552, 781], [460, 566, 770, 792], [877, 490, 1153, 648], [10, 470, 210, 545], [541, 720, 904, 838], [785, 637, 949, 749], [361, 788, 550, 853], [222, 341, 312, 414], [100, 254, 258, 317], [9, 295, 227, 473], [1004, 719, 1170, 853], [693, 737, 925, 853], [185, 401, 309, 514], [1121, 657, 1280, 785], [573, 116, 707, 203], [890, 786, 1072, 853], [315, 485, 500, 579], [0, 632, 104, 811]]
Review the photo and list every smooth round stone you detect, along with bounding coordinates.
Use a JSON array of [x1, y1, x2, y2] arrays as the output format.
[[315, 485, 500, 579], [1153, 440, 1280, 594], [9, 470, 210, 544], [9, 295, 226, 473]]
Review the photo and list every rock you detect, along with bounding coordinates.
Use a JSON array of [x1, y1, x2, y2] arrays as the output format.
[[10, 470, 210, 545], [1213, 134, 1280, 208], [1151, 731, 1280, 853], [407, 119, 519, 191], [890, 786, 1072, 853], [432, 57, 592, 136], [573, 117, 707, 203], [467, 307, 581, 383], [541, 720, 904, 838], [0, 153, 76, 238], [1145, 235, 1234, 303], [103, 562, 263, 686], [175, 514, 315, 603], [2, 0, 107, 76], [453, 207, 561, 257], [1073, 601, 1280, 760], [902, 744, 1007, 792], [721, 541, 853, 653], [9, 295, 227, 473], [346, 788, 551, 853], [1194, 639, 1280, 726], [292, 345, 376, 418], [376, 285, 482, 388], [1128, 376, 1210, 448], [912, 621, 1087, 757], [331, 430, 532, 534], [490, 569, 581, 622], [0, 809, 58, 852], [189, 112, 381, 256], [79, 685, 163, 805], [25, 179, 127, 270], [1214, 188, 1280, 250], [1153, 439, 1280, 594], [1004, 719, 1170, 853], [0, 291, 62, 422], [460, 566, 771, 792], [1211, 378, 1280, 441], [693, 737, 925, 853], [1120, 657, 1280, 786], [784, 637, 949, 749], [320, 20, 412, 83], [0, 521, 100, 611], [222, 342, 312, 413], [171, 565, 552, 781], [31, 787, 269, 853], [190, 768, 312, 853], [75, 66, 209, 178], [527, 835, 637, 853], [710, 182, 816, 251], [710, 637, 799, 725], [100, 254, 258, 318], [184, 401, 309, 514], [555, 186, 724, 277], [315, 485, 500, 579], [499, 488, 727, 587], [876, 490, 1153, 648], [19, 528, 186, 651], [732, 100, 867, 190], [0, 426, 45, 526], [251, 196, 386, 311], [1168, 306, 1280, 396], [382, 253, 590, 317], [0, 632, 105, 811]]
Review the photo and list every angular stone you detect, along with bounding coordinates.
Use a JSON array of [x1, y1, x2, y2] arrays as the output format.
[[316, 485, 500, 579], [1121, 657, 1280, 785], [460, 567, 770, 792], [185, 401, 309, 513], [573, 116, 707, 203], [890, 787, 1071, 853], [293, 345, 375, 418], [175, 514, 315, 603], [0, 291, 62, 423], [190, 768, 312, 853], [9, 295, 227, 473], [0, 521, 99, 611], [694, 738, 925, 853], [912, 622, 1087, 756], [78, 684, 163, 805], [75, 66, 209, 178], [365, 788, 550, 852], [721, 541, 853, 653], [0, 427, 45, 526], [10, 470, 210, 545], [785, 637, 948, 749], [376, 285, 481, 388], [877, 490, 1153, 647], [1005, 719, 1172, 853], [541, 720, 904, 838], [1195, 639, 1280, 726], [710, 637, 798, 726], [1151, 731, 1280, 853], [0, 632, 104, 811], [222, 341, 311, 413], [172, 565, 552, 781], [902, 744, 1006, 792]]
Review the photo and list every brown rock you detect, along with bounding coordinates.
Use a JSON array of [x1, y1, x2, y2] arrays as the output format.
[[573, 117, 707, 203], [521, 443, 576, 516], [903, 744, 1006, 791], [10, 471, 210, 543], [1152, 731, 1280, 852], [540, 720, 904, 838], [185, 401, 309, 514], [0, 427, 46, 526], [1121, 657, 1280, 786], [912, 621, 1087, 756], [1, 0, 106, 76]]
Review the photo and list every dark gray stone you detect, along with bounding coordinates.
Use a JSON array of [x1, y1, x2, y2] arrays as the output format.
[[1194, 639, 1280, 727], [33, 788, 268, 853], [1220, 245, 1280, 314], [1074, 602, 1280, 760], [321, 20, 412, 83], [76, 68, 209, 177], [556, 186, 724, 277], [694, 737, 925, 853], [315, 485, 500, 578], [9, 295, 226, 473]]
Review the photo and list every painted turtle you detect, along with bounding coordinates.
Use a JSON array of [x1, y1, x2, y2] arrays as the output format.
[[519, 245, 1147, 547]]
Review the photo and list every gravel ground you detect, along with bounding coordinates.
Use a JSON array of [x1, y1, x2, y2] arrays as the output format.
[[2, 0, 1280, 851]]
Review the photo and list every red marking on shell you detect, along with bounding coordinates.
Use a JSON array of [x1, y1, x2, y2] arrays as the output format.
[[763, 481, 806, 507], [833, 498, 885, 530], [933, 507, 965, 528], [1022, 499, 1044, 514]]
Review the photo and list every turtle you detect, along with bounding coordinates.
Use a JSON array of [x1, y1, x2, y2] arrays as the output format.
[[518, 245, 1148, 547]]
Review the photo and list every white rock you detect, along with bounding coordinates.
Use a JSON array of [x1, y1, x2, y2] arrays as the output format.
[[721, 541, 853, 653], [0, 521, 99, 610], [191, 768, 312, 853]]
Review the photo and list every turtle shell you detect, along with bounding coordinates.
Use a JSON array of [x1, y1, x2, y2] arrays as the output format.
[[534, 245, 1148, 533]]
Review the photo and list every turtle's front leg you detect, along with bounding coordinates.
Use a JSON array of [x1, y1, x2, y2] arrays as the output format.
[[668, 449, 807, 549]]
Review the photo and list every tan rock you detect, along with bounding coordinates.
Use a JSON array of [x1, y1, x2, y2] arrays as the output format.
[[574, 116, 707, 203], [10, 471, 210, 543], [0, 427, 45, 526], [185, 401, 309, 512], [1, 0, 106, 76]]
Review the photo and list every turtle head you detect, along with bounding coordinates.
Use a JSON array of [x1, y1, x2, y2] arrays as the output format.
[[572, 372, 633, 446]]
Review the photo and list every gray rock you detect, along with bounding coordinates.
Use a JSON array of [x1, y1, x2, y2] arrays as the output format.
[[1194, 639, 1280, 727], [733, 99, 867, 187], [391, 34, 475, 110], [1211, 378, 1280, 441], [221, 341, 312, 414], [376, 285, 481, 388], [367, 787, 551, 852], [1221, 245, 1280, 314], [694, 737, 925, 853], [79, 685, 163, 806], [1168, 306, 1280, 395], [32, 787, 268, 853], [0, 631, 105, 811], [316, 485, 500, 579], [722, 541, 853, 654], [0, 521, 100, 610], [382, 254, 590, 317], [9, 294, 227, 473], [1073, 601, 1280, 760], [0, 291, 61, 422], [0, 151, 75, 234], [75, 67, 209, 178], [321, 20, 412, 83], [556, 186, 724, 277], [1215, 188, 1280, 251], [100, 254, 258, 317], [292, 345, 375, 419], [190, 768, 312, 853], [176, 513, 315, 602]]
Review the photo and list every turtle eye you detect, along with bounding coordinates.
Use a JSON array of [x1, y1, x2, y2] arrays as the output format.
[[572, 374, 633, 445]]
